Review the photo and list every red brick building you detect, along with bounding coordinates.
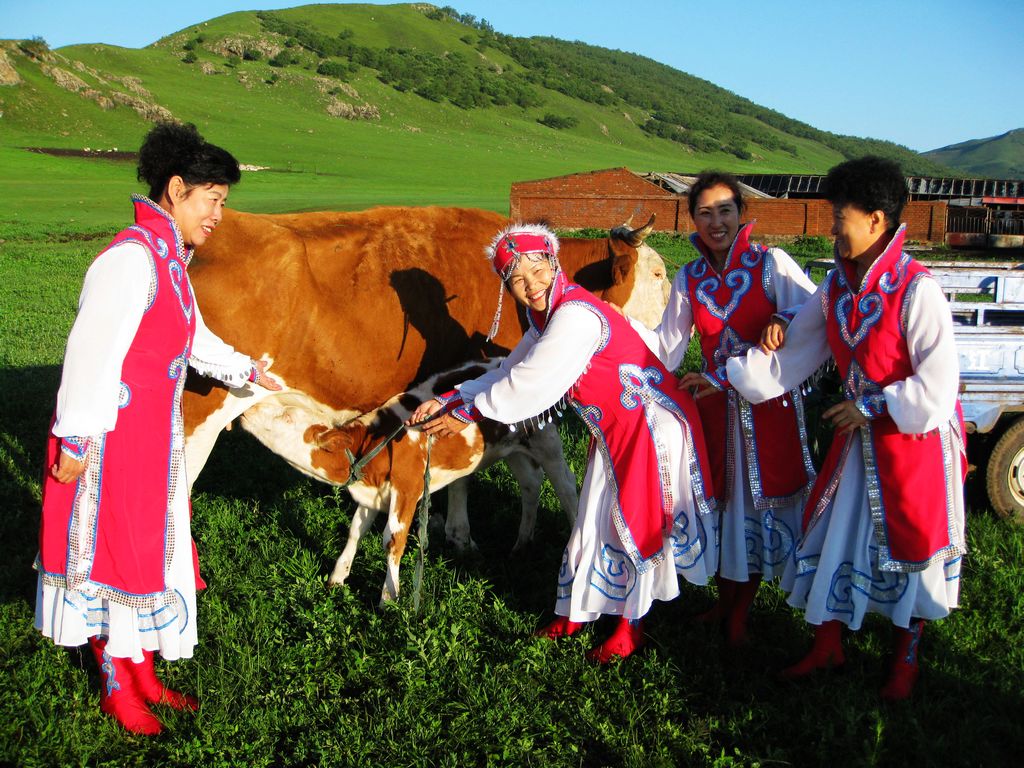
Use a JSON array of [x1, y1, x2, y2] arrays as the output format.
[[510, 167, 947, 242]]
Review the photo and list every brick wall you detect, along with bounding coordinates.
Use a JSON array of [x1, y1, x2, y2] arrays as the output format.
[[511, 167, 681, 230], [509, 168, 949, 242]]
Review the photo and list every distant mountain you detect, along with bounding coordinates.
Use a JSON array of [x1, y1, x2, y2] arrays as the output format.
[[0, 2, 954, 219], [923, 129, 1024, 179]]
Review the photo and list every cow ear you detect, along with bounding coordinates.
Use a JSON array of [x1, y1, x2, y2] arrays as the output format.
[[611, 250, 637, 285], [307, 424, 351, 452]]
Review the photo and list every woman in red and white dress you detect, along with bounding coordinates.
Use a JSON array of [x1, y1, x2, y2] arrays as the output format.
[[727, 157, 966, 700], [35, 122, 281, 734], [411, 223, 718, 663], [632, 171, 817, 647]]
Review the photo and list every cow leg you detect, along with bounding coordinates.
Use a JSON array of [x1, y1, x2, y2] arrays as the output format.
[[504, 452, 544, 553], [530, 430, 580, 528], [444, 478, 478, 554], [329, 504, 380, 587], [380, 493, 419, 606]]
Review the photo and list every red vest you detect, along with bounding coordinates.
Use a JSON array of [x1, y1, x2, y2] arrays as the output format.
[[531, 273, 716, 573], [806, 226, 964, 571], [683, 223, 814, 507], [39, 196, 198, 604]]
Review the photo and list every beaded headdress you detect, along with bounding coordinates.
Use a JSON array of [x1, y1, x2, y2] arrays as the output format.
[[484, 223, 560, 340]]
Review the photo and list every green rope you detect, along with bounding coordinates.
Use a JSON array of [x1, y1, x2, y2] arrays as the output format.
[[411, 435, 433, 616]]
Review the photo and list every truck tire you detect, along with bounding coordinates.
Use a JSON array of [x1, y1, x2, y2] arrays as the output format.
[[986, 417, 1024, 523]]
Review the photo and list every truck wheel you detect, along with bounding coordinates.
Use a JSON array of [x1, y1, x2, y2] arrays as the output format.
[[986, 418, 1024, 523]]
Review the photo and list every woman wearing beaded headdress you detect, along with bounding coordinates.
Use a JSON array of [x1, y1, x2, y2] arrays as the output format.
[[35, 122, 282, 734], [409, 223, 718, 662]]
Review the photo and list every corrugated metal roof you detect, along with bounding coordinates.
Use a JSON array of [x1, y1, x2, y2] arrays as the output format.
[[640, 172, 774, 198]]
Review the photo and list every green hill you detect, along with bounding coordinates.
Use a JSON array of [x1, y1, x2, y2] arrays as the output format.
[[922, 129, 1024, 179], [0, 3, 954, 232]]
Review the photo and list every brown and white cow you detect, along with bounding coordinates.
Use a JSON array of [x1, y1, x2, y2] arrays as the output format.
[[183, 206, 667, 489], [302, 359, 578, 604]]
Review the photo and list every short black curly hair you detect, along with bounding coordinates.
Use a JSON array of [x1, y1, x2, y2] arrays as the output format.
[[136, 122, 241, 201], [823, 156, 907, 231], [686, 170, 746, 219]]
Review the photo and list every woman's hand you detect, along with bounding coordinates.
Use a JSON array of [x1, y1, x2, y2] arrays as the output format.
[[407, 400, 470, 438], [52, 452, 87, 484], [253, 359, 283, 391], [823, 401, 868, 434], [419, 413, 470, 438], [759, 319, 787, 352], [677, 372, 717, 399], [408, 399, 443, 426]]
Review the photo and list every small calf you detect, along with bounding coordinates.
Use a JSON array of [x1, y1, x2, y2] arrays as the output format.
[[305, 360, 578, 605]]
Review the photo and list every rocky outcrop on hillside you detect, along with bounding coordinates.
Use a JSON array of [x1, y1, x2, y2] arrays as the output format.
[[36, 56, 174, 122], [0, 49, 22, 85], [326, 98, 380, 120], [209, 35, 284, 60]]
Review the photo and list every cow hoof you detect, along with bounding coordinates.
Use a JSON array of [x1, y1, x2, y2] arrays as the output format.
[[450, 539, 479, 555]]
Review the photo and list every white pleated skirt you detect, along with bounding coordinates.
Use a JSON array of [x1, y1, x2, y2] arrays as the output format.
[[555, 406, 717, 622], [717, 418, 803, 590], [34, 449, 199, 664], [786, 432, 963, 631]]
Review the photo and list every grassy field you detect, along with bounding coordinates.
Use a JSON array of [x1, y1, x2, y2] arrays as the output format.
[[2, 214, 1024, 766]]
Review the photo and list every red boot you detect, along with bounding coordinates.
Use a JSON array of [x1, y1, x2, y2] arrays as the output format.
[[586, 617, 646, 663], [725, 575, 761, 648], [694, 575, 736, 626], [778, 620, 846, 680], [535, 615, 585, 639], [130, 650, 199, 711], [88, 637, 163, 735], [880, 620, 924, 701]]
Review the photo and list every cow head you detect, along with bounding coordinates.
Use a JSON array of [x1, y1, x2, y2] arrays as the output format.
[[577, 214, 669, 329]]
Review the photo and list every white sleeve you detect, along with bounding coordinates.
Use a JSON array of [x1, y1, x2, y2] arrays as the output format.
[[883, 277, 959, 433], [53, 242, 151, 438], [727, 281, 831, 403], [467, 305, 603, 423], [648, 271, 694, 371], [769, 247, 817, 315], [456, 329, 537, 402], [188, 290, 255, 388]]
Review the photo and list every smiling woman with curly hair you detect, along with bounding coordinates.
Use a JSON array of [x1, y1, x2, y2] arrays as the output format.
[[34, 122, 281, 735]]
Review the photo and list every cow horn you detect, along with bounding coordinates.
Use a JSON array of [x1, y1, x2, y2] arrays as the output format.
[[613, 213, 656, 247]]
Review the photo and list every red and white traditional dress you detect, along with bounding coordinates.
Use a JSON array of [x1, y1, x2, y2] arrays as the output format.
[[635, 223, 816, 589], [35, 196, 256, 662], [447, 269, 718, 622], [726, 225, 966, 630]]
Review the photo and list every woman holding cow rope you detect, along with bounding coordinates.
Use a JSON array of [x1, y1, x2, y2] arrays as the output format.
[[34, 122, 281, 735], [409, 223, 718, 663], [630, 171, 817, 648]]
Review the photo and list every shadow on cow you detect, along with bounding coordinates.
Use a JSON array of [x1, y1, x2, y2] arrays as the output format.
[[388, 268, 507, 384]]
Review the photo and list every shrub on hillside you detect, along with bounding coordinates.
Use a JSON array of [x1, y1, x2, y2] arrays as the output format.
[[269, 50, 295, 68], [243, 48, 263, 62], [317, 60, 354, 80], [18, 37, 49, 59], [539, 114, 578, 130], [182, 51, 198, 64]]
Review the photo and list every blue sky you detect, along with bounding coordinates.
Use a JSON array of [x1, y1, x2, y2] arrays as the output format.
[[2, 0, 1018, 153]]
